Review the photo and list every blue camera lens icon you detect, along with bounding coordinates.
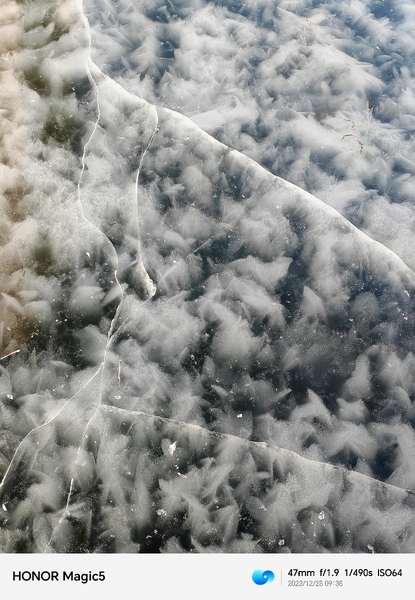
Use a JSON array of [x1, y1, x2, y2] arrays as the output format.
[[252, 570, 275, 585]]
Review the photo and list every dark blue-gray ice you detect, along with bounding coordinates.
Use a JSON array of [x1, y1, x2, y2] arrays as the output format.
[[1, 0, 415, 553]]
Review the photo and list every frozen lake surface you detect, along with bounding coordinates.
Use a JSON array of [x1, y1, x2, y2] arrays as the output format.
[[1, 0, 415, 552]]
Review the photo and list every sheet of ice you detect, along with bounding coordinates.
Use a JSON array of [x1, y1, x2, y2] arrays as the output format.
[[1, 0, 415, 553], [85, 0, 415, 270]]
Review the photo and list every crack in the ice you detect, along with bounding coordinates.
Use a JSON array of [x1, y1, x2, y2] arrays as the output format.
[[0, 365, 103, 498], [100, 403, 415, 497], [0, 2, 160, 550], [42, 46, 160, 553]]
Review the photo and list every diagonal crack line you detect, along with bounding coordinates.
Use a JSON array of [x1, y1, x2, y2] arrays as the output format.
[[0, 365, 103, 497], [100, 404, 415, 497]]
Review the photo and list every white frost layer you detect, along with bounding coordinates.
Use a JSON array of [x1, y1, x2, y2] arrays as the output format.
[[1, 0, 415, 553], [84, 0, 415, 271]]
